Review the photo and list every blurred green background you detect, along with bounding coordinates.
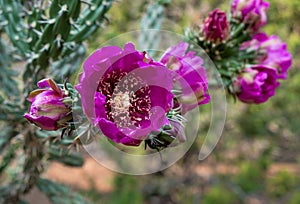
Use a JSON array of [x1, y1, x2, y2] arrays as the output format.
[[43, 0, 300, 203]]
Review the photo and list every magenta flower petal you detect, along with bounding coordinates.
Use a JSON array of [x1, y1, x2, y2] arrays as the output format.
[[241, 32, 292, 79], [94, 92, 108, 123], [97, 118, 142, 146], [161, 42, 189, 64], [83, 46, 123, 72], [231, 0, 269, 31], [149, 86, 173, 112], [24, 114, 58, 131], [37, 78, 62, 95], [160, 41, 210, 113]]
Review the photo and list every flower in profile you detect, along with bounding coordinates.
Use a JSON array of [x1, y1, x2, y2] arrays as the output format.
[[202, 8, 229, 43], [24, 78, 71, 130], [241, 32, 292, 79], [234, 65, 279, 104], [75, 43, 173, 146], [160, 41, 210, 113], [231, 0, 269, 31]]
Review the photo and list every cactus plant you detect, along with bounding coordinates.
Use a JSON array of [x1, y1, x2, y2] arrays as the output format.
[[0, 0, 113, 203], [138, 0, 171, 56]]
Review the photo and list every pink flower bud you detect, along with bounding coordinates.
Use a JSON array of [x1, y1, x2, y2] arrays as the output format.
[[24, 78, 71, 130], [202, 9, 229, 43], [231, 0, 269, 32], [235, 65, 279, 104], [241, 32, 292, 79]]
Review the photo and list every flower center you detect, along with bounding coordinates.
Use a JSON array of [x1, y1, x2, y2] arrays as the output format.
[[111, 91, 131, 110], [97, 70, 151, 128], [108, 90, 133, 127]]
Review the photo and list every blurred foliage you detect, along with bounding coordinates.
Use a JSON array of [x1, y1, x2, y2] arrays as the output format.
[[235, 162, 265, 193], [37, 178, 93, 204], [0, 37, 20, 99], [0, 0, 113, 203], [289, 191, 300, 204], [266, 171, 297, 198], [107, 175, 143, 204], [202, 185, 240, 204], [138, 0, 170, 56]]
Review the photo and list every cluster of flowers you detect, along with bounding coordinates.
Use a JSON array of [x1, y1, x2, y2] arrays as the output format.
[[25, 42, 209, 148], [24, 0, 292, 149], [192, 0, 292, 103]]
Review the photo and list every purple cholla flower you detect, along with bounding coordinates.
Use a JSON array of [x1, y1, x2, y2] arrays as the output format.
[[24, 78, 71, 131], [241, 32, 292, 79], [231, 0, 269, 31], [160, 41, 210, 113], [235, 65, 280, 104], [202, 8, 229, 43], [75, 43, 173, 146]]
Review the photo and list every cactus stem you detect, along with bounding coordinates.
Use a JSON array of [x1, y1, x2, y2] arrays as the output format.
[[22, 8, 30, 15], [27, 10, 33, 15], [0, 20, 8, 26], [85, 20, 92, 26], [6, 6, 12, 13], [16, 26, 22, 32], [40, 14, 48, 20], [32, 29, 42, 36], [29, 21, 37, 28], [59, 5, 68, 16], [41, 44, 50, 52], [24, 37, 33, 43], [27, 53, 39, 63], [80, 0, 92, 6], [38, 19, 56, 24], [90, 5, 96, 11], [70, 20, 80, 30], [70, 30, 76, 35], [103, 1, 111, 6], [95, 20, 102, 27]]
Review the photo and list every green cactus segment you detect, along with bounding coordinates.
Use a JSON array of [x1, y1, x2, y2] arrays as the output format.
[[69, 0, 112, 42], [48, 145, 84, 167], [0, 141, 20, 174], [37, 178, 93, 204], [0, 37, 20, 100], [0, 37, 23, 123], [0, 0, 113, 95], [0, 0, 113, 202], [138, 0, 170, 56], [0, 0, 29, 56], [0, 96, 24, 121], [0, 126, 17, 154], [50, 44, 86, 81]]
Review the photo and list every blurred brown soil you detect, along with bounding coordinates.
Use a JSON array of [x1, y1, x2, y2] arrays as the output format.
[[43, 158, 300, 190], [44, 157, 115, 192], [23, 156, 299, 204]]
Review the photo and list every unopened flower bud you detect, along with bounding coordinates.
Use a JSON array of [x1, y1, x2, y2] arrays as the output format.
[[234, 65, 279, 104], [24, 78, 72, 130], [202, 9, 229, 43]]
